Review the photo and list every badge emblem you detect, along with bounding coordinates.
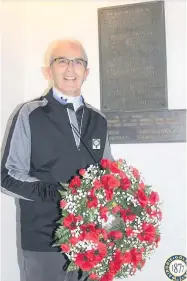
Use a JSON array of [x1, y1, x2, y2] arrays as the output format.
[[92, 139, 101, 150]]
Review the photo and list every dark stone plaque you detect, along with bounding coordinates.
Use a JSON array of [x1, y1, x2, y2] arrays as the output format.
[[106, 110, 186, 144], [98, 1, 168, 112]]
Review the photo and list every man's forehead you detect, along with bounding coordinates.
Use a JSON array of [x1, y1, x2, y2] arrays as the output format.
[[52, 43, 84, 58]]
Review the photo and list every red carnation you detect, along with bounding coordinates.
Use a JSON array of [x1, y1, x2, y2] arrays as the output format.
[[126, 227, 134, 237], [101, 174, 120, 189], [87, 194, 98, 208], [108, 230, 123, 240], [63, 214, 82, 230], [149, 191, 159, 205], [93, 179, 103, 190], [89, 273, 99, 280], [120, 177, 131, 191], [139, 181, 145, 189], [138, 223, 156, 243], [69, 176, 81, 188], [100, 159, 111, 169], [108, 162, 121, 174], [120, 208, 136, 222], [100, 272, 114, 281], [109, 249, 123, 275], [60, 200, 67, 208], [99, 206, 108, 221], [69, 236, 80, 245], [79, 169, 86, 176], [132, 167, 140, 179], [112, 205, 122, 214], [60, 244, 70, 253], [136, 189, 149, 208], [130, 248, 143, 267]]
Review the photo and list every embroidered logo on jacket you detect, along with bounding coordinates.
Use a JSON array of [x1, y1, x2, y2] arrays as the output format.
[[92, 139, 101, 150]]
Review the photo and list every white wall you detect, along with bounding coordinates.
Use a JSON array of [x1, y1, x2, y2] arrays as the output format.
[[1, 1, 186, 281]]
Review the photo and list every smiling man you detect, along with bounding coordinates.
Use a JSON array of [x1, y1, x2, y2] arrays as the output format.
[[1, 39, 113, 281]]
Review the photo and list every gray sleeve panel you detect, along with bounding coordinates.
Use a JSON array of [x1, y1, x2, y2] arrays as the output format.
[[5, 99, 48, 183], [85, 103, 106, 119], [103, 133, 114, 161], [1, 98, 60, 201]]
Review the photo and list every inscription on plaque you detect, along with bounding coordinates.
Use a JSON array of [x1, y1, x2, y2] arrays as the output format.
[[98, 1, 168, 112], [105, 110, 186, 144]]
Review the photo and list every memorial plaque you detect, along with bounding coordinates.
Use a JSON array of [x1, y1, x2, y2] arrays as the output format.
[[106, 110, 186, 144], [98, 1, 168, 112]]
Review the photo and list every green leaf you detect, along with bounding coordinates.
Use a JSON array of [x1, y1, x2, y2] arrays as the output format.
[[67, 262, 79, 272]]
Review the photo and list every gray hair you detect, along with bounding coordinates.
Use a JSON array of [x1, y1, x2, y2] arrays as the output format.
[[44, 39, 88, 67]]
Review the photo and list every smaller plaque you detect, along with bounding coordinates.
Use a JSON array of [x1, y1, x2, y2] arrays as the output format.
[[105, 109, 186, 144]]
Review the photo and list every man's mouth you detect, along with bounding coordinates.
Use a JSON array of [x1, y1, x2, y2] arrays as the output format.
[[64, 77, 76, 81]]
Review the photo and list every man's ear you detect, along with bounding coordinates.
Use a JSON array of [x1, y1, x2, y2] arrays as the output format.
[[84, 68, 90, 81], [41, 66, 51, 80]]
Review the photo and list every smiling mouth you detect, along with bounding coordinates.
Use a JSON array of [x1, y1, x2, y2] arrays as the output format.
[[64, 77, 76, 81]]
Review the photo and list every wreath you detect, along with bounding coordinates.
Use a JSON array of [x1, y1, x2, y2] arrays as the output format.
[[54, 158, 162, 281]]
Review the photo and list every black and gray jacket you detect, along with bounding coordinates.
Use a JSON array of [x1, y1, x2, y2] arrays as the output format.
[[1, 89, 112, 252]]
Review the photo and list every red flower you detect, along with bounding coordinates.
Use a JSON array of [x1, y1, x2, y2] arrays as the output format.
[[109, 249, 123, 274], [100, 159, 111, 169], [120, 177, 131, 191], [99, 206, 108, 221], [101, 174, 120, 189], [108, 162, 121, 174], [100, 272, 114, 281], [108, 230, 123, 240], [126, 227, 134, 237], [93, 179, 103, 190], [124, 251, 132, 263], [79, 169, 86, 176], [131, 248, 143, 267], [60, 244, 70, 253], [63, 214, 82, 230], [139, 182, 145, 189], [89, 273, 99, 280], [136, 189, 148, 208], [120, 208, 136, 222], [138, 223, 156, 243], [97, 228, 108, 240], [94, 242, 107, 262], [132, 167, 140, 179], [80, 223, 99, 241], [124, 248, 143, 267], [75, 252, 95, 271], [69, 236, 80, 245], [60, 200, 67, 208], [149, 191, 159, 205], [69, 176, 81, 188], [112, 205, 122, 214], [105, 189, 114, 201], [87, 194, 98, 208]]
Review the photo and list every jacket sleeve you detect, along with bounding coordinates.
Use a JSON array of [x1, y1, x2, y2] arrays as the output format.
[[1, 103, 62, 201]]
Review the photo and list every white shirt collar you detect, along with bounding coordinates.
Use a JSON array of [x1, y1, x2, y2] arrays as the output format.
[[52, 87, 83, 111]]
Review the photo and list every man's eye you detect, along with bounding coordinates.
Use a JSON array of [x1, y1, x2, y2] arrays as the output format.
[[74, 59, 83, 65], [58, 59, 67, 64]]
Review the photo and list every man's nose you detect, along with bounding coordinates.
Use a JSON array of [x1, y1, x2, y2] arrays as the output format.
[[67, 60, 74, 71]]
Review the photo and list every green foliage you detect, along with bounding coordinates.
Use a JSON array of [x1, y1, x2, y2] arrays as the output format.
[[67, 262, 79, 272], [54, 226, 70, 245]]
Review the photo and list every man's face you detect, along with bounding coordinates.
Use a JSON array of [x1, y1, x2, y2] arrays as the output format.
[[48, 42, 89, 96]]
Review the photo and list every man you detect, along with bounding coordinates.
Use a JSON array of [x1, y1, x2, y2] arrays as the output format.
[[1, 39, 113, 281]]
